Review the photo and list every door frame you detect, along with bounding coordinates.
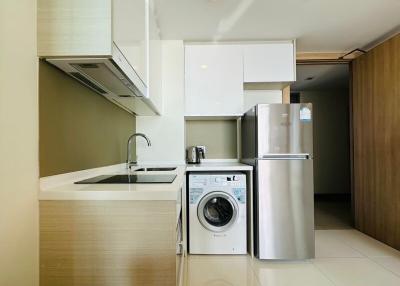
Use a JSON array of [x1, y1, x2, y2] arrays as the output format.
[[294, 59, 355, 225]]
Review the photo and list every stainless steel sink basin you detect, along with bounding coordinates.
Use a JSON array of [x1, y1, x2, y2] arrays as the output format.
[[134, 167, 177, 172], [75, 174, 177, 184]]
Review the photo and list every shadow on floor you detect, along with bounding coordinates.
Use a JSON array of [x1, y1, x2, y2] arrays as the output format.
[[314, 194, 353, 230]]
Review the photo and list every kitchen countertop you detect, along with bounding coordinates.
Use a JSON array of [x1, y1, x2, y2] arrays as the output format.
[[39, 165, 186, 201], [39, 162, 253, 201], [186, 161, 253, 171]]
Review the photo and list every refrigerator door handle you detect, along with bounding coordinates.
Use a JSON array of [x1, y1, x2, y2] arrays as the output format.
[[261, 153, 311, 160]]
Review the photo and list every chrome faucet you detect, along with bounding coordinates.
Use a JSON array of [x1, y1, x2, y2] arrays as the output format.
[[126, 133, 151, 168]]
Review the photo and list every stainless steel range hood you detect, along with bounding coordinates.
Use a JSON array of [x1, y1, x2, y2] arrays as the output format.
[[46, 43, 158, 115]]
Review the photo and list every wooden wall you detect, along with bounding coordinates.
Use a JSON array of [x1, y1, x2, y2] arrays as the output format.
[[352, 34, 400, 250]]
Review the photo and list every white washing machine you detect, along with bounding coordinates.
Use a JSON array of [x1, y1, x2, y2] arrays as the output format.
[[188, 172, 247, 254]]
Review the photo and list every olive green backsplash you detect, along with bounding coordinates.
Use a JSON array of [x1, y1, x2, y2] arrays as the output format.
[[185, 120, 237, 159], [39, 61, 135, 177]]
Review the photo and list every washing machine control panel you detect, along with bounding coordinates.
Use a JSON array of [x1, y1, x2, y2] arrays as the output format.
[[210, 175, 246, 187], [189, 173, 246, 204]]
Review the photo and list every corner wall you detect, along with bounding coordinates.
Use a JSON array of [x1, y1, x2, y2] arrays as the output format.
[[0, 1, 39, 285], [136, 41, 185, 164]]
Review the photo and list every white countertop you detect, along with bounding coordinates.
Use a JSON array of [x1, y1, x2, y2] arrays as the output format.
[[39, 162, 253, 201], [186, 161, 253, 171], [39, 165, 186, 201]]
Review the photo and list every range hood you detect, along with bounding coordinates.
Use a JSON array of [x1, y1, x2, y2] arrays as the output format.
[[46, 43, 158, 115]]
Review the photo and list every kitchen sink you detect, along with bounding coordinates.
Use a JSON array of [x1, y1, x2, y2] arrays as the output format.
[[75, 174, 177, 184], [134, 167, 177, 172]]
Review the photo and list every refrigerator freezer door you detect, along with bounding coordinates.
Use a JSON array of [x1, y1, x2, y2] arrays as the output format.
[[256, 104, 313, 158], [255, 159, 314, 259]]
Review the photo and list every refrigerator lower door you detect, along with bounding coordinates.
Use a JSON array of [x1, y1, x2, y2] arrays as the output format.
[[255, 159, 314, 259]]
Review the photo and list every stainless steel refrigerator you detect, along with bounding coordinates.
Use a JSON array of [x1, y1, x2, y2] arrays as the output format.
[[241, 104, 314, 260]]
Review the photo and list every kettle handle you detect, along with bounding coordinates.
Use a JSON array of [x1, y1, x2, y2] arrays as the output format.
[[196, 146, 206, 159]]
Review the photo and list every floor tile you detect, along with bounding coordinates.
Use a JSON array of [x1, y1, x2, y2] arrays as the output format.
[[185, 255, 260, 286], [372, 255, 400, 277], [315, 230, 364, 258], [252, 260, 335, 286], [320, 229, 400, 257], [184, 229, 400, 285], [313, 257, 400, 286]]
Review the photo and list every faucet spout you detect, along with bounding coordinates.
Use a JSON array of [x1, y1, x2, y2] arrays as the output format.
[[126, 133, 151, 168]]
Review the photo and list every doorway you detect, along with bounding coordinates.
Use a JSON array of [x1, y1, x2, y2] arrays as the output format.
[[292, 64, 352, 230]]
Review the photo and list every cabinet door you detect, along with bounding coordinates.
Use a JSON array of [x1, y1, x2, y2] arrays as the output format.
[[244, 42, 295, 83], [185, 45, 244, 116], [113, 0, 147, 86]]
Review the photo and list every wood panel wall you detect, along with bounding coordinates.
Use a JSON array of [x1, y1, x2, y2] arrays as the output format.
[[352, 34, 400, 250]]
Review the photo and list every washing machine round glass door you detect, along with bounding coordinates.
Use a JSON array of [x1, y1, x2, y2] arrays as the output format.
[[197, 192, 239, 232]]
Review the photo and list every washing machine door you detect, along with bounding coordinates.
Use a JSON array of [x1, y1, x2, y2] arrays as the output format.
[[197, 192, 239, 232]]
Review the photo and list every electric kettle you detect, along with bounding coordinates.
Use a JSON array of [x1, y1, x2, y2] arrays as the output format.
[[186, 146, 206, 164]]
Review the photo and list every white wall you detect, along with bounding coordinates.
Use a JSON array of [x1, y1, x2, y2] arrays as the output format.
[[243, 89, 282, 112], [136, 41, 185, 164], [0, 1, 39, 285]]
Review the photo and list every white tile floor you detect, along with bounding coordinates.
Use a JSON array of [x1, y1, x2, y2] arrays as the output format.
[[184, 229, 400, 286]]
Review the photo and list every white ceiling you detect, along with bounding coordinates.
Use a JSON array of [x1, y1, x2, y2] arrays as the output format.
[[153, 0, 400, 52], [291, 64, 349, 91]]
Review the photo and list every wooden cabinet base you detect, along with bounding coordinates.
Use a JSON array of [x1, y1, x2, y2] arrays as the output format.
[[40, 200, 178, 286]]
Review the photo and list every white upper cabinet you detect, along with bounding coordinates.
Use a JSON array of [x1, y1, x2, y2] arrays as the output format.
[[113, 0, 162, 114], [185, 44, 244, 117], [243, 41, 296, 83], [184, 41, 296, 117], [113, 0, 147, 85], [146, 1, 162, 113], [38, 0, 162, 115], [38, 0, 147, 77]]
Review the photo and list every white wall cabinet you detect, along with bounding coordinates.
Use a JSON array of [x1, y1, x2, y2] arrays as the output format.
[[243, 42, 296, 83], [185, 44, 244, 117], [114, 0, 162, 115], [184, 41, 296, 117], [38, 0, 162, 115], [146, 1, 162, 112], [113, 0, 147, 85]]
